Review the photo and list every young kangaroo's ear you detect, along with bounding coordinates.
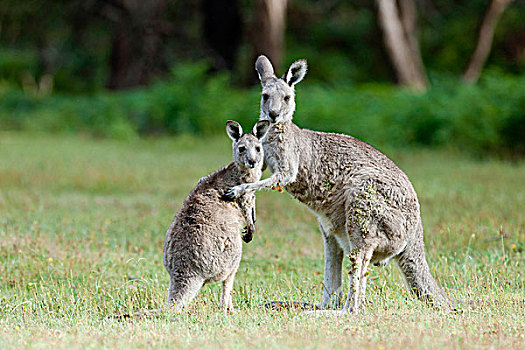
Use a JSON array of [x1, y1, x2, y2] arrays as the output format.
[[255, 55, 275, 85], [253, 120, 271, 140], [284, 59, 307, 87], [226, 120, 243, 141]]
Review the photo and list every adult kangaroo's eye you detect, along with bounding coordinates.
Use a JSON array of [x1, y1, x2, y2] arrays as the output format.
[[284, 95, 290, 102], [238, 146, 245, 153], [262, 93, 269, 102], [255, 146, 261, 152]]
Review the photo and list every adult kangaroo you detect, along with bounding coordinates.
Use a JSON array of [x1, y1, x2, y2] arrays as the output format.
[[224, 55, 449, 312]]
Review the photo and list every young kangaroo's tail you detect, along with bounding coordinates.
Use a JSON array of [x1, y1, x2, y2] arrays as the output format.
[[397, 225, 450, 309]]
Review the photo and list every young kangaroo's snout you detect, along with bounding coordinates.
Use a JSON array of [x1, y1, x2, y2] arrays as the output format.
[[226, 120, 271, 170]]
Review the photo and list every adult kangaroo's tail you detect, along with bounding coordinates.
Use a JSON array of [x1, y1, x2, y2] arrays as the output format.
[[397, 225, 450, 308]]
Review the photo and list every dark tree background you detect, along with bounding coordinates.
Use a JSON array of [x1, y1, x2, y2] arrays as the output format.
[[0, 0, 523, 92], [202, 0, 242, 72]]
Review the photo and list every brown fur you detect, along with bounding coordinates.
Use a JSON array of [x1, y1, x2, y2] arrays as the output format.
[[163, 121, 269, 312]]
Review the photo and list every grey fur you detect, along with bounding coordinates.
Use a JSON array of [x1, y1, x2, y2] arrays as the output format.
[[225, 56, 450, 312], [163, 120, 270, 312]]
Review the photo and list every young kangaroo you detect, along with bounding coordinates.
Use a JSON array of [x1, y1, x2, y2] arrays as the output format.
[[224, 56, 450, 312], [163, 120, 270, 312]]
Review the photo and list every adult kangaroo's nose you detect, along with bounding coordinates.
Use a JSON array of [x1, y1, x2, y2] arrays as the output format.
[[269, 110, 279, 121]]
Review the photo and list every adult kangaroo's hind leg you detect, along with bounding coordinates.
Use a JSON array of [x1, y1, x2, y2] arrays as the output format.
[[167, 275, 205, 311], [343, 242, 376, 313], [318, 224, 344, 309]]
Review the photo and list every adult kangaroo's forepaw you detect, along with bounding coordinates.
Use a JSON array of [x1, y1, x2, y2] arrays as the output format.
[[221, 188, 237, 201], [222, 185, 245, 201]]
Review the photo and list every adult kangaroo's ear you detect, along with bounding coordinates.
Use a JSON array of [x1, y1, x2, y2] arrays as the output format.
[[285, 59, 307, 87], [255, 55, 275, 85], [253, 120, 271, 140], [226, 120, 243, 141]]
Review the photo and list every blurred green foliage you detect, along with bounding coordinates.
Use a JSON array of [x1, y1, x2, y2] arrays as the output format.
[[0, 49, 38, 84], [1, 63, 523, 157], [0, 1, 523, 159]]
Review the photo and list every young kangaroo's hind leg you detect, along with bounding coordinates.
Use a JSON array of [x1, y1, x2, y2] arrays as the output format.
[[318, 223, 344, 309], [221, 268, 238, 314], [222, 257, 241, 314], [167, 275, 205, 312]]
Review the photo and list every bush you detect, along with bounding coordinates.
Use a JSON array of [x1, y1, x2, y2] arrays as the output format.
[[0, 49, 38, 87], [1, 64, 524, 157]]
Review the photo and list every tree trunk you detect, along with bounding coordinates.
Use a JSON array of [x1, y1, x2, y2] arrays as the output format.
[[398, 0, 428, 86], [251, 0, 288, 73], [202, 0, 242, 72], [463, 0, 513, 84], [106, 0, 167, 90], [376, 0, 427, 91]]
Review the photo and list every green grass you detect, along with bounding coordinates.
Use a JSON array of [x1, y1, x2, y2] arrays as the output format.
[[0, 132, 524, 349]]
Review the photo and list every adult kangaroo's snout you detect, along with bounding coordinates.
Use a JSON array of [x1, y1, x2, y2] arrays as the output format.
[[269, 110, 279, 121], [268, 98, 281, 121]]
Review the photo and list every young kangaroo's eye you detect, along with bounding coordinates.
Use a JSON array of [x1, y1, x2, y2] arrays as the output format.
[[262, 93, 269, 102], [255, 146, 261, 152], [284, 95, 290, 102], [238, 146, 246, 153]]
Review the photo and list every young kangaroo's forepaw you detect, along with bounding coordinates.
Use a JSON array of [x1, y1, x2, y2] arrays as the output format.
[[242, 224, 255, 243]]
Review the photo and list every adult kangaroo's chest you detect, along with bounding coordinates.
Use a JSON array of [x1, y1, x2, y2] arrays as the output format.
[[286, 150, 343, 213], [263, 126, 291, 174], [264, 127, 339, 213]]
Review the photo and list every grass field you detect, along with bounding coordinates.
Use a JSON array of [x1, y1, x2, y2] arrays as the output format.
[[1, 132, 524, 349]]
